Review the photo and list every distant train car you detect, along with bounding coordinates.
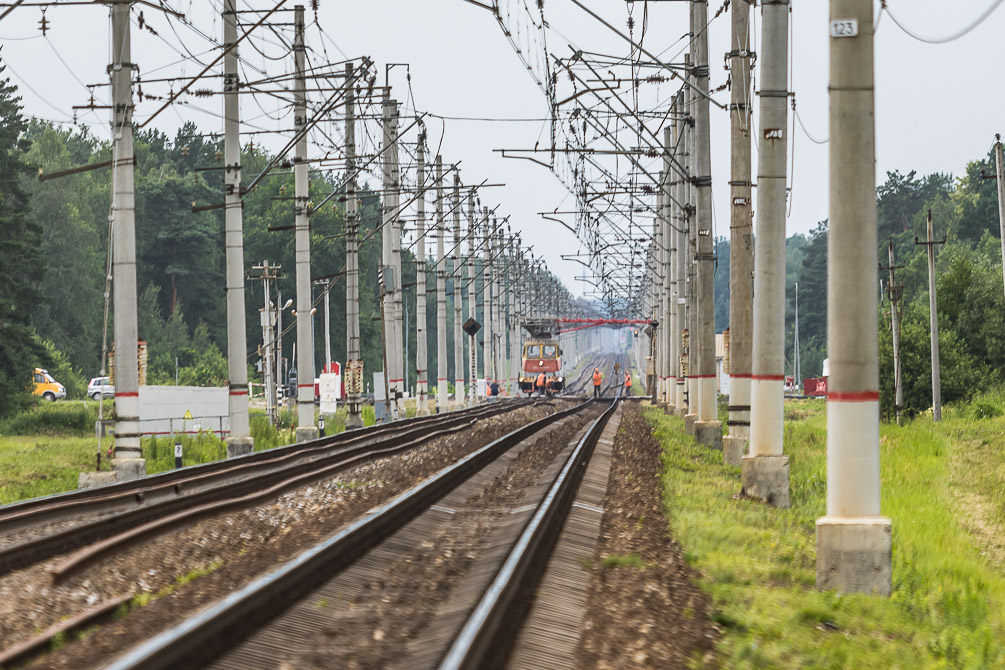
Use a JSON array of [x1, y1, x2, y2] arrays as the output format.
[[519, 340, 565, 395]]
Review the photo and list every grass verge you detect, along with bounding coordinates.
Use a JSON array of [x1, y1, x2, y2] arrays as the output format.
[[647, 402, 1005, 669]]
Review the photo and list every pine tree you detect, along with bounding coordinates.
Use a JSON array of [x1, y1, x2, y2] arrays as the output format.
[[0, 55, 45, 417]]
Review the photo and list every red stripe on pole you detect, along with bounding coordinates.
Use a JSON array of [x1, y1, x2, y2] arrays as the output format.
[[730, 373, 753, 379], [229, 390, 248, 396], [115, 392, 139, 398], [297, 384, 314, 388], [389, 378, 404, 383], [751, 374, 785, 381], [829, 390, 880, 402]]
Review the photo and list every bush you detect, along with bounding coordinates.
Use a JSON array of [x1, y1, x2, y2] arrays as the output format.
[[0, 402, 96, 435]]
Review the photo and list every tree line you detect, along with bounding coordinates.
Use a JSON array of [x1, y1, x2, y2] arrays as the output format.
[[0, 66, 496, 416], [714, 159, 1005, 418]]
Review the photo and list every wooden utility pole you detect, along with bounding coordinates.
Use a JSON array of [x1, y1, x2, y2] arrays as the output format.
[[881, 239, 905, 425], [993, 136, 1005, 301], [916, 210, 945, 422]]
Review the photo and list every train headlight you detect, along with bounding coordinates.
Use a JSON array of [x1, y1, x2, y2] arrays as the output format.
[[538, 361, 543, 366]]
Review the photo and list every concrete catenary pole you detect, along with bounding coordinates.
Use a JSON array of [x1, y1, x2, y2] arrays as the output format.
[[994, 137, 1005, 301], [452, 173, 465, 406], [484, 214, 495, 383], [817, 0, 891, 596], [691, 0, 722, 448], [724, 0, 754, 466], [344, 63, 363, 429], [493, 223, 504, 386], [435, 156, 448, 411], [657, 173, 668, 405], [292, 5, 317, 442], [109, 0, 143, 479], [683, 58, 697, 424], [663, 128, 677, 412], [744, 0, 790, 507], [381, 92, 404, 420], [415, 146, 430, 415], [467, 190, 478, 405], [510, 236, 521, 396], [918, 210, 943, 422], [674, 98, 688, 414], [222, 0, 253, 457]]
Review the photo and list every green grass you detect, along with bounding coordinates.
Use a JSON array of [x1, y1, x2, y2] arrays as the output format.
[[648, 398, 1005, 669], [601, 552, 651, 569], [0, 404, 369, 504], [0, 434, 112, 504]]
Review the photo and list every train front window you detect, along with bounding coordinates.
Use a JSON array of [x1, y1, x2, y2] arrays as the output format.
[[543, 345, 558, 358], [526, 344, 541, 358]]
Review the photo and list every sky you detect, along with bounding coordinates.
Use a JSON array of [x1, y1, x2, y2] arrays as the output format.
[[1, 0, 1004, 299]]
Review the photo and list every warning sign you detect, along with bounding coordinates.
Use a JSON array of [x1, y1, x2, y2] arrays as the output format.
[[183, 410, 194, 420]]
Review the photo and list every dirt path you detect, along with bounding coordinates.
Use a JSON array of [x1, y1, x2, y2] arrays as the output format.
[[576, 404, 717, 669]]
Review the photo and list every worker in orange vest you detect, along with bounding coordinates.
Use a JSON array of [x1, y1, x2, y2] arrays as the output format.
[[536, 372, 547, 396], [592, 368, 602, 398], [624, 370, 632, 393]]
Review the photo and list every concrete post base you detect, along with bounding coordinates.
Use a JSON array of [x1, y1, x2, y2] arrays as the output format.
[[695, 421, 723, 450], [78, 471, 118, 489], [345, 410, 364, 430], [112, 457, 146, 482], [723, 435, 747, 467], [684, 413, 697, 436], [741, 455, 790, 508], [816, 516, 892, 596], [675, 406, 688, 418], [295, 426, 319, 443], [226, 437, 254, 458]]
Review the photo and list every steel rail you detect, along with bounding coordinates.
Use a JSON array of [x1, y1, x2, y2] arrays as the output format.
[[101, 399, 596, 670], [439, 392, 620, 669], [0, 400, 523, 532], [0, 402, 532, 578]]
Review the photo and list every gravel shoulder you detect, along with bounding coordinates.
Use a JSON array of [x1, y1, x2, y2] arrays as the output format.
[[576, 403, 717, 669]]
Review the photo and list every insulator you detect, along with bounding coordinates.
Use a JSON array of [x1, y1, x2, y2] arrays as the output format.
[[180, 146, 190, 157], [214, 149, 223, 161], [194, 89, 213, 98]]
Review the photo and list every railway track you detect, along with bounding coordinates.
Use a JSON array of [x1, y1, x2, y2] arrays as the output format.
[[98, 390, 620, 670], [0, 400, 537, 581]]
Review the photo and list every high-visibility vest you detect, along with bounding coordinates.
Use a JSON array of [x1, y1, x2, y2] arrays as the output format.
[[537, 373, 546, 387], [625, 374, 632, 388], [593, 372, 602, 386]]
